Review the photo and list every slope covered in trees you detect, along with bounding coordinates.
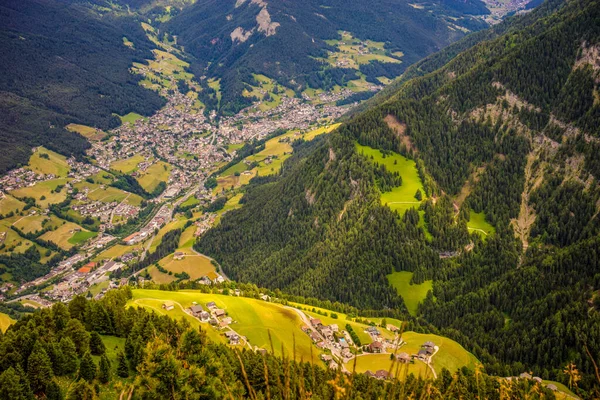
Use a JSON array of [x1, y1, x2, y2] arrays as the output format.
[[197, 0, 600, 392], [0, 0, 165, 173]]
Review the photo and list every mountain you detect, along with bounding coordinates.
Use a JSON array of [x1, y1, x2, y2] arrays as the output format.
[[196, 0, 600, 388], [0, 0, 165, 173], [166, 0, 489, 115]]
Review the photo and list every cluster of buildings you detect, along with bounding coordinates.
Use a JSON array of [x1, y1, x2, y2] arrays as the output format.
[[186, 301, 242, 344], [66, 157, 101, 182], [219, 96, 349, 143], [123, 204, 172, 245], [0, 166, 51, 193], [303, 318, 354, 365]]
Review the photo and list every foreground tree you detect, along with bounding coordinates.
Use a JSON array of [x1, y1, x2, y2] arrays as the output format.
[[27, 341, 54, 394], [78, 352, 96, 382], [66, 379, 97, 400]]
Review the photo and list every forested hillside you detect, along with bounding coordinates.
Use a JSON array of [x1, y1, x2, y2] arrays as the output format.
[[197, 0, 600, 393], [0, 0, 165, 173], [166, 0, 489, 115], [0, 287, 566, 399]]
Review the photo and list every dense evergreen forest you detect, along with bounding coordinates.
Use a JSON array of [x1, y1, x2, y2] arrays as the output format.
[[166, 0, 488, 115], [0, 0, 165, 173], [197, 0, 600, 393], [0, 288, 572, 399]]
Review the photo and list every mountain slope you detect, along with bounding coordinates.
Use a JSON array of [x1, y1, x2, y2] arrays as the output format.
[[196, 0, 600, 388], [0, 0, 165, 173], [166, 0, 489, 114]]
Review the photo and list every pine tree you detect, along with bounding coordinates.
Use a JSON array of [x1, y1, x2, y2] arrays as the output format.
[[46, 379, 64, 400], [66, 379, 97, 400], [27, 341, 54, 394], [0, 367, 27, 400], [66, 319, 90, 356], [60, 337, 79, 375], [79, 352, 96, 382], [89, 332, 105, 356], [98, 355, 111, 384], [117, 351, 129, 378]]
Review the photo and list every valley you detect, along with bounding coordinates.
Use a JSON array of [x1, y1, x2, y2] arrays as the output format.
[[1, 0, 599, 399]]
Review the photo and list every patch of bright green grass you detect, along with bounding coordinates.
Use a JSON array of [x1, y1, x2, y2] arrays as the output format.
[[118, 112, 145, 125], [467, 210, 495, 238], [386, 271, 432, 316], [356, 143, 425, 215], [68, 230, 97, 245]]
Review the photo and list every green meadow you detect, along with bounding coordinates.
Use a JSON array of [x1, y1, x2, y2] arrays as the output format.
[[346, 331, 478, 378], [386, 271, 432, 316], [28, 147, 70, 177], [467, 210, 495, 238], [128, 289, 318, 360], [356, 143, 425, 214]]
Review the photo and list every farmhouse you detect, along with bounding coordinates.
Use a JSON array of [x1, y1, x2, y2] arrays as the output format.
[[199, 311, 210, 322], [310, 332, 321, 342], [320, 354, 332, 362], [174, 251, 185, 260], [369, 341, 383, 353], [190, 305, 204, 316], [206, 301, 217, 310], [213, 309, 226, 318], [162, 302, 174, 311], [310, 318, 322, 327], [417, 349, 428, 361], [397, 352, 411, 363]]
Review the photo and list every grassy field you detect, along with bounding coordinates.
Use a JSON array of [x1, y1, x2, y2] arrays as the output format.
[[39, 222, 88, 250], [0, 219, 51, 258], [302, 123, 341, 141], [65, 123, 106, 141], [178, 225, 196, 249], [110, 154, 145, 174], [221, 161, 249, 177], [0, 195, 25, 215], [28, 147, 70, 177], [157, 253, 216, 281], [10, 178, 70, 208], [148, 215, 187, 253], [0, 312, 15, 332], [467, 210, 495, 238], [118, 112, 145, 125], [93, 242, 147, 262], [128, 289, 319, 360], [137, 161, 171, 192], [345, 331, 478, 378], [347, 353, 430, 379], [356, 143, 425, 215], [227, 143, 245, 153], [386, 271, 432, 316], [68, 230, 97, 245], [21, 299, 44, 308], [180, 196, 199, 208], [74, 180, 143, 206]]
